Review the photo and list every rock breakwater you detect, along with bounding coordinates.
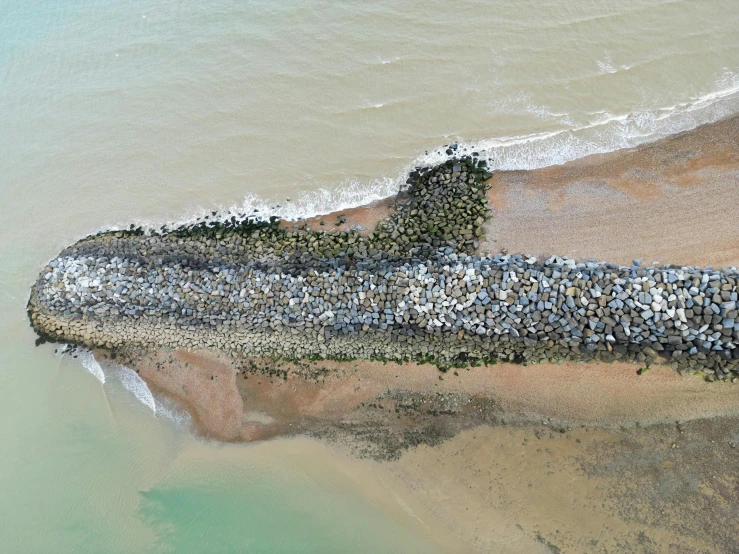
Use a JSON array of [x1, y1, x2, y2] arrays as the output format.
[[28, 159, 739, 380]]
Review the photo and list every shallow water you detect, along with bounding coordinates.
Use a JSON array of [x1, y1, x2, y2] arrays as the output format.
[[1, 0, 738, 551]]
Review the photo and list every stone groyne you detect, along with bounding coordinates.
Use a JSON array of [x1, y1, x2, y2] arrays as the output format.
[[28, 160, 739, 380]]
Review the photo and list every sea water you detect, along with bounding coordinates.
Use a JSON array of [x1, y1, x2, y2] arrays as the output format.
[[1, 0, 738, 551]]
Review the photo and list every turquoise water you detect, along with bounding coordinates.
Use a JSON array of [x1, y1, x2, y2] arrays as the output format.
[[1, 0, 738, 551], [0, 345, 446, 552]]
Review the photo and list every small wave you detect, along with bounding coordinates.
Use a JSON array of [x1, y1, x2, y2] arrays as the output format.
[[349, 101, 389, 112], [421, 71, 739, 171], [585, 111, 629, 126], [101, 71, 739, 233], [108, 362, 190, 428], [377, 56, 400, 65], [101, 180, 401, 233], [334, 97, 406, 116], [79, 350, 105, 384], [226, 174, 401, 222], [112, 364, 156, 412], [683, 71, 739, 112], [485, 90, 576, 125], [155, 396, 193, 429], [596, 60, 633, 75], [63, 348, 192, 429], [597, 59, 617, 74], [596, 52, 633, 75]]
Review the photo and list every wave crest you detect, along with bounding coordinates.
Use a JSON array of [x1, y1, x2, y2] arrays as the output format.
[[112, 364, 156, 412], [114, 71, 739, 228], [79, 350, 105, 384]]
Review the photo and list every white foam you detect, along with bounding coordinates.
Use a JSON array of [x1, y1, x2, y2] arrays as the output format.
[[106, 362, 191, 428], [596, 52, 632, 75], [154, 396, 192, 429], [586, 112, 629, 127], [104, 71, 739, 232], [485, 90, 576, 126], [377, 56, 400, 65], [228, 174, 401, 222], [108, 362, 191, 428], [597, 57, 617, 74], [79, 350, 105, 384], [421, 71, 739, 172], [112, 364, 156, 412], [683, 71, 739, 112], [61, 347, 192, 430]]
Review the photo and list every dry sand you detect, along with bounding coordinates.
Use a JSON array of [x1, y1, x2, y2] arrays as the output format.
[[101, 115, 739, 552], [482, 115, 739, 268]]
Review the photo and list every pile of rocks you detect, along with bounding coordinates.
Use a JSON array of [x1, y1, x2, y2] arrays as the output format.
[[64, 158, 491, 271], [27, 159, 739, 380]]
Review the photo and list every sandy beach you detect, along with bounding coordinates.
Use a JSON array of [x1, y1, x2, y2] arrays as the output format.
[[8, 2, 739, 552], [482, 115, 739, 268], [300, 115, 739, 269], [90, 116, 739, 552]]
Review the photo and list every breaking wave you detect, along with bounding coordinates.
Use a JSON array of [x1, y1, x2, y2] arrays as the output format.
[[109, 363, 191, 429], [78, 350, 105, 384], [419, 71, 739, 171], [111, 364, 156, 412], [63, 348, 191, 429], [108, 71, 739, 235]]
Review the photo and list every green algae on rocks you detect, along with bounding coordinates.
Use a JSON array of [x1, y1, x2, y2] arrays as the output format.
[[27, 159, 739, 380]]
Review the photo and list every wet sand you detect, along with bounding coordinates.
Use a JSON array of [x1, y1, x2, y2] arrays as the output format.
[[279, 195, 397, 236], [109, 348, 739, 553], [386, 416, 739, 553], [101, 115, 739, 552], [109, 349, 739, 443]]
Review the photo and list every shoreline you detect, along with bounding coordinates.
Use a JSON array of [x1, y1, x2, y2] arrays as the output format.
[[92, 346, 739, 552], [483, 114, 739, 268], [29, 115, 739, 444], [290, 115, 739, 268], [27, 142, 739, 378], [100, 347, 739, 445], [29, 115, 739, 552]]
